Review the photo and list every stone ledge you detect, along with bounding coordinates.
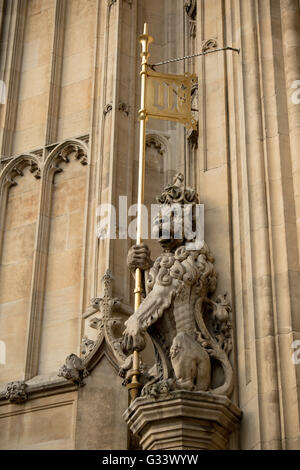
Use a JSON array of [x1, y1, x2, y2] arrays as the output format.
[[124, 390, 242, 450], [0, 374, 77, 404]]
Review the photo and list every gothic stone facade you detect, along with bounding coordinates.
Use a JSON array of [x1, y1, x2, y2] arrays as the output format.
[[0, 0, 300, 450]]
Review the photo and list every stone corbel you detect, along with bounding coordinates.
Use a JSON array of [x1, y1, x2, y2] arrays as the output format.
[[5, 381, 28, 404], [58, 354, 89, 387], [202, 38, 218, 53], [0, 375, 79, 404], [124, 391, 242, 450]]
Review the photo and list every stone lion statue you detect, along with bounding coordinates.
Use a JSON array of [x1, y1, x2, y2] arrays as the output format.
[[121, 174, 234, 397]]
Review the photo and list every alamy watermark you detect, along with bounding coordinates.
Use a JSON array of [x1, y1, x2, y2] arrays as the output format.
[[292, 340, 300, 365], [0, 340, 6, 365], [291, 80, 300, 105], [96, 197, 204, 251], [0, 80, 6, 105]]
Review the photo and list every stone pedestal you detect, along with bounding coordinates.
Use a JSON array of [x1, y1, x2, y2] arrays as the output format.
[[123, 391, 242, 450]]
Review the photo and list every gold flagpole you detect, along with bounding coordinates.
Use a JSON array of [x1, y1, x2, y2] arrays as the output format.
[[127, 23, 153, 402]]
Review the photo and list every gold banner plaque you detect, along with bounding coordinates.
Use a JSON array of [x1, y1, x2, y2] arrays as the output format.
[[145, 70, 197, 130]]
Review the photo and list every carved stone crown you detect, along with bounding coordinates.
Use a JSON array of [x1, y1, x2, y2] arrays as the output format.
[[156, 173, 199, 205]]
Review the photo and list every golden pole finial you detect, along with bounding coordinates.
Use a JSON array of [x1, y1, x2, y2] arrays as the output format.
[[127, 23, 153, 403]]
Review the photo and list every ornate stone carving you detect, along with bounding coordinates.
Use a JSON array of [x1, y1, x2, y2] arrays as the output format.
[[103, 103, 113, 117], [184, 0, 197, 37], [118, 102, 130, 116], [5, 381, 28, 404], [184, 0, 196, 19], [0, 157, 13, 167], [29, 160, 41, 178], [108, 0, 132, 6], [3, 157, 41, 188], [49, 143, 88, 173], [80, 270, 130, 367], [31, 148, 43, 158], [58, 144, 87, 166], [81, 336, 95, 357], [58, 354, 89, 387], [187, 84, 198, 149], [202, 38, 218, 53], [77, 134, 90, 144], [146, 135, 167, 156], [74, 146, 88, 165], [157, 172, 198, 205], [121, 174, 234, 398]]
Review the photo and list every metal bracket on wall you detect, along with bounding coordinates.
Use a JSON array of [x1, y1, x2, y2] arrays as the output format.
[[149, 46, 240, 69]]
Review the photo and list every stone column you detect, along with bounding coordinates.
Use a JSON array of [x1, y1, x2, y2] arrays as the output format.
[[195, 0, 300, 449]]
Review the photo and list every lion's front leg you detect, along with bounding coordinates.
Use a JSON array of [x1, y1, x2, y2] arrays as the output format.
[[122, 283, 175, 355], [122, 314, 146, 355]]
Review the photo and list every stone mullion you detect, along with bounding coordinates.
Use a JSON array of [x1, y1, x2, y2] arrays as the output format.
[[109, 0, 138, 302], [196, 0, 240, 447], [106, 0, 122, 281], [81, 0, 104, 325], [222, 0, 247, 414], [213, 0, 246, 450], [0, 178, 11, 273], [44, 0, 66, 146], [93, 0, 137, 302], [256, 0, 300, 449], [92, 0, 112, 298], [94, 0, 122, 297], [0, 0, 27, 160], [24, 171, 51, 380], [231, 0, 263, 450], [241, 0, 275, 449]]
